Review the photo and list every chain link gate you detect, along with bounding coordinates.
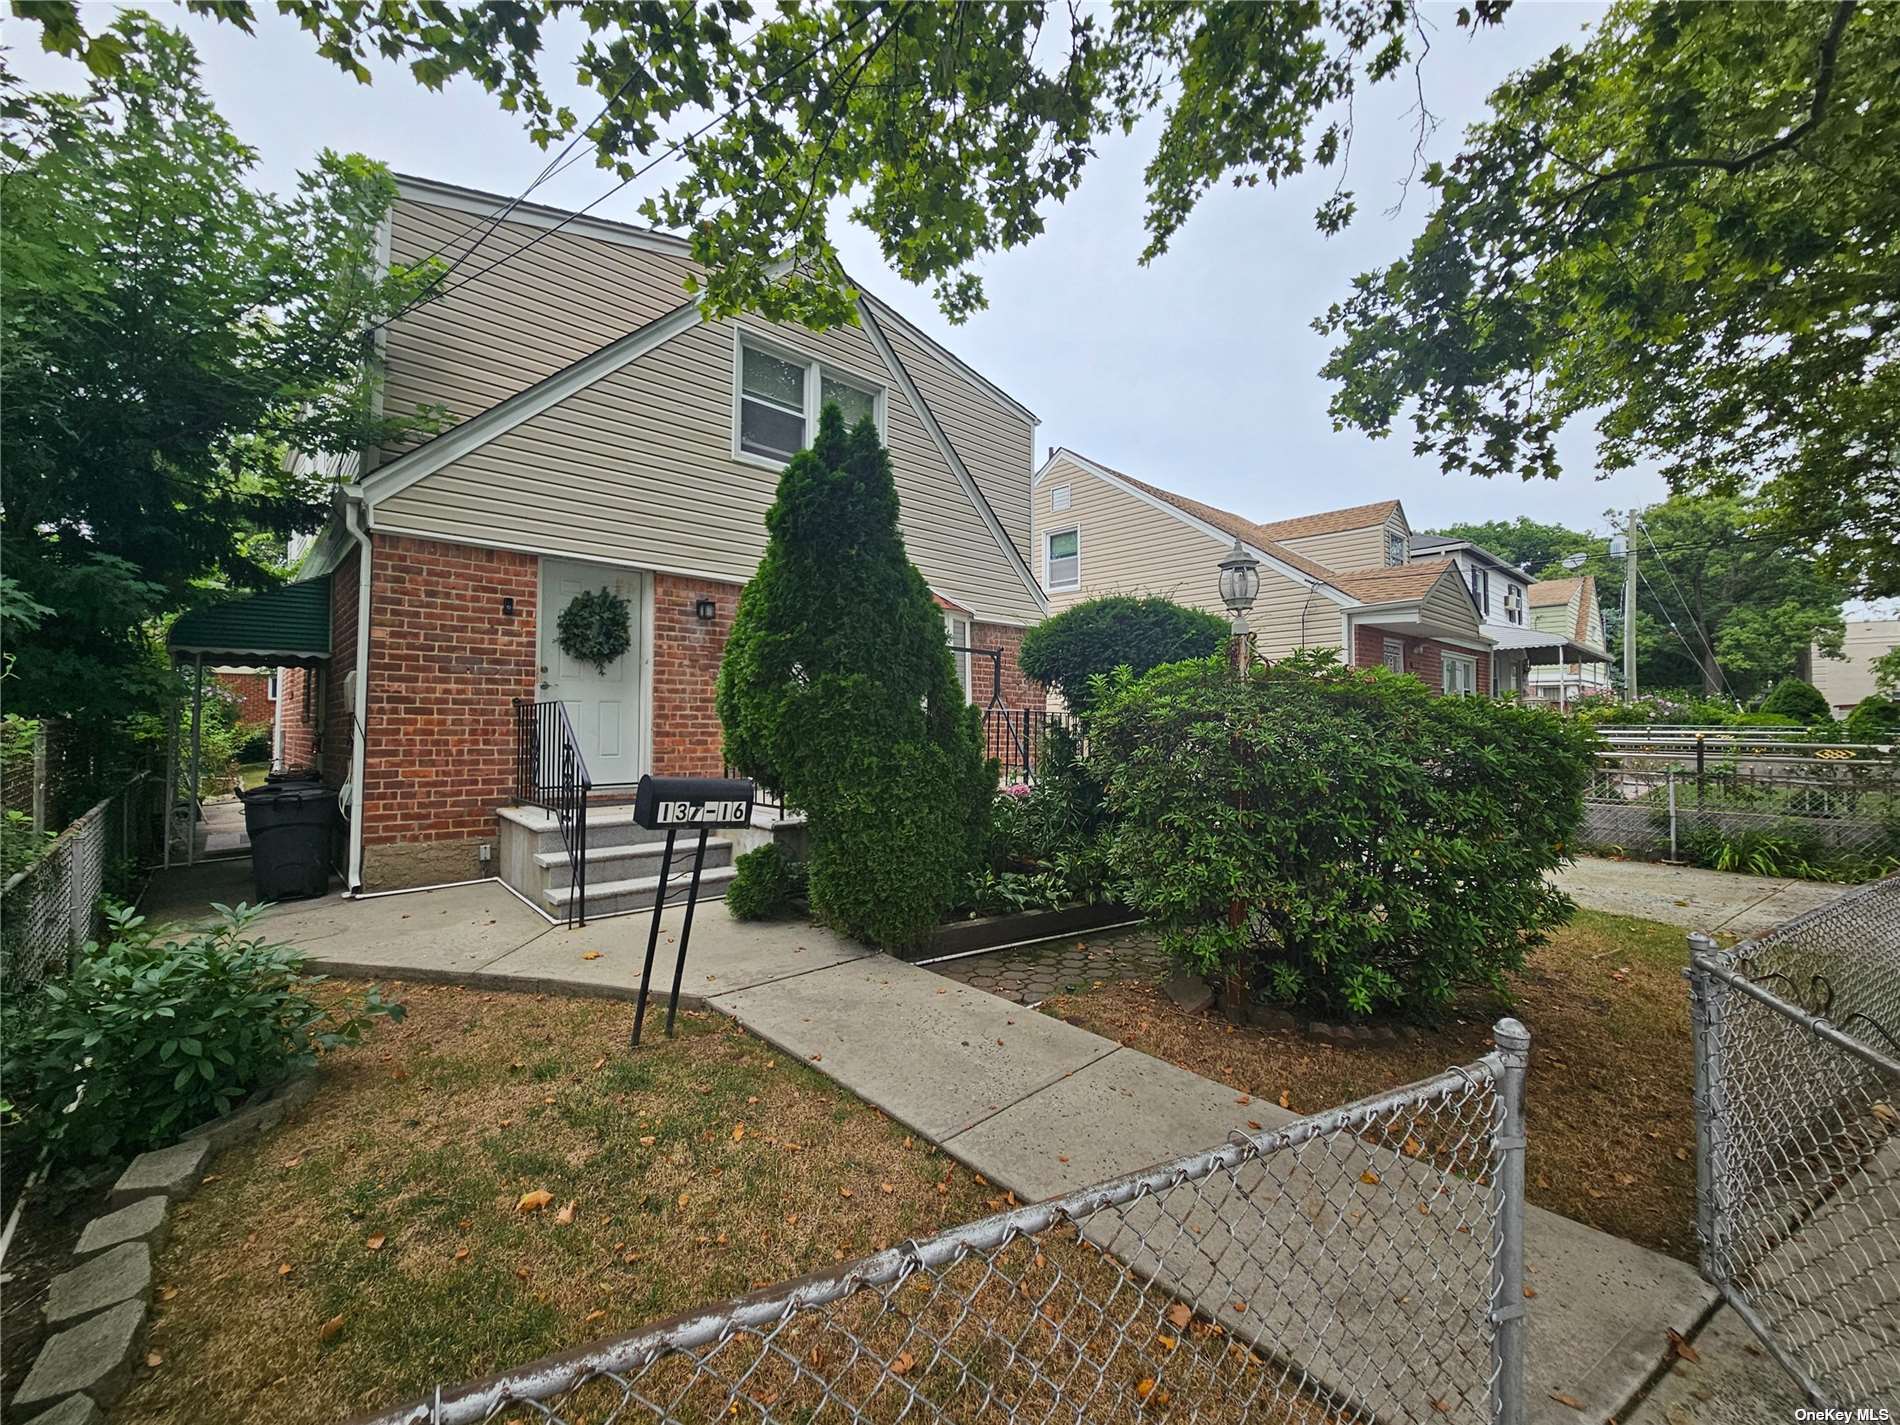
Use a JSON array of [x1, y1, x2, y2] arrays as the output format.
[[346, 1022, 1530, 1425], [1686, 875, 1900, 1409]]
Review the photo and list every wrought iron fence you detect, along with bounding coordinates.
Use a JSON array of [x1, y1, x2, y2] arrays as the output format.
[[347, 1021, 1530, 1425], [982, 707, 1083, 784], [1685, 877, 1900, 1409], [0, 776, 156, 990], [1581, 746, 1900, 876]]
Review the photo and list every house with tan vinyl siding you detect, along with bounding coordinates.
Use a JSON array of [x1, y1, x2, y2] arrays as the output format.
[[257, 176, 1046, 906], [1032, 449, 1495, 694]]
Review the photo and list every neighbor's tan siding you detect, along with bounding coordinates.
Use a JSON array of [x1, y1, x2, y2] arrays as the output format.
[[375, 316, 1043, 624], [1275, 506, 1410, 572], [379, 198, 699, 437], [1030, 455, 1345, 660]]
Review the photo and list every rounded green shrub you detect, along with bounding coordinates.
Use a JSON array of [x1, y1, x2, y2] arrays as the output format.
[[1758, 677, 1830, 724], [1089, 651, 1597, 1020], [716, 404, 992, 949], [724, 842, 807, 921], [1842, 694, 1900, 745], [1018, 595, 1229, 713]]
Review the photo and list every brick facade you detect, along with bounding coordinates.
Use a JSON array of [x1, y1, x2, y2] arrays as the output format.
[[215, 671, 274, 726], [970, 621, 1043, 712], [275, 665, 320, 770], [1352, 624, 1491, 696], [650, 572, 742, 777], [358, 534, 538, 887], [322, 547, 359, 789]]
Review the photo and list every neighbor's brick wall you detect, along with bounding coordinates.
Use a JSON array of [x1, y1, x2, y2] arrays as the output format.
[[358, 533, 537, 887], [651, 572, 741, 777], [971, 621, 1042, 711], [1352, 626, 1491, 696], [216, 672, 274, 725], [322, 548, 360, 788], [277, 666, 319, 770]]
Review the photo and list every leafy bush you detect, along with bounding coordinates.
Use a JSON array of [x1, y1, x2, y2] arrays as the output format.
[[1758, 678, 1830, 725], [725, 843, 807, 921], [1, 808, 53, 882], [959, 867, 1072, 917], [717, 405, 992, 948], [1089, 651, 1596, 1019], [983, 725, 1117, 906], [1, 903, 403, 1171], [1018, 595, 1229, 713], [1843, 695, 1900, 745]]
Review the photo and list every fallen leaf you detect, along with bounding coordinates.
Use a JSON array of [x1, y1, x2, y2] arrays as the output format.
[[677, 1192, 690, 1207], [592, 1057, 607, 1071], [452, 1246, 469, 1262], [319, 1314, 345, 1342], [1166, 1303, 1192, 1329], [1136, 1378, 1158, 1402], [158, 1285, 179, 1302], [732, 1124, 746, 1141], [145, 1351, 163, 1368], [1402, 1136, 1423, 1159], [518, 1189, 555, 1213], [879, 1182, 894, 1195], [1360, 1171, 1381, 1186], [1667, 1328, 1701, 1363], [839, 1187, 854, 1199], [1549, 1392, 1585, 1410], [1235, 1095, 1251, 1106], [278, 1263, 294, 1277], [1278, 1089, 1291, 1109], [891, 1349, 916, 1377], [282, 1156, 302, 1169], [584, 1309, 606, 1324], [1430, 1399, 1451, 1414], [556, 1201, 577, 1225], [366, 1234, 386, 1252], [1523, 1286, 1537, 1300], [1156, 1334, 1177, 1351], [1246, 1120, 1263, 1132], [582, 951, 602, 961], [639, 1135, 656, 1146], [810, 1053, 822, 1062], [516, 1266, 530, 1280]]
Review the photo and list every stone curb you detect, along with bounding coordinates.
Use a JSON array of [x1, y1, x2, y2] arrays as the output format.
[[17, 1071, 317, 1420]]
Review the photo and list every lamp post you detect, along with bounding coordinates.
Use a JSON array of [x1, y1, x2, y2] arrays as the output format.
[[1218, 537, 1261, 676]]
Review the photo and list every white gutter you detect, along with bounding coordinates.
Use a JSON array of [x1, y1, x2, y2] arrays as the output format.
[[343, 493, 373, 894]]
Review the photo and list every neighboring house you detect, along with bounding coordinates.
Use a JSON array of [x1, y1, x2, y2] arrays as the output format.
[[1032, 449, 1494, 695], [211, 668, 276, 726], [184, 175, 1047, 903], [1812, 619, 1900, 716], [1406, 537, 1610, 698], [1522, 577, 1613, 706]]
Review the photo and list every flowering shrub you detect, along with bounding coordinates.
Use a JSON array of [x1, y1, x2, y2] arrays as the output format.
[[1089, 651, 1596, 1019], [1, 903, 403, 1172]]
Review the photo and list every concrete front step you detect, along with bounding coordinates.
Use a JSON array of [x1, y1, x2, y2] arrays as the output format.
[[498, 803, 676, 853], [534, 837, 734, 890], [543, 864, 739, 918]]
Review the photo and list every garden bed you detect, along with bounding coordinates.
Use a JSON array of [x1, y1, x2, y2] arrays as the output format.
[[907, 901, 1138, 963], [1040, 911, 1704, 1260], [103, 981, 996, 1425]]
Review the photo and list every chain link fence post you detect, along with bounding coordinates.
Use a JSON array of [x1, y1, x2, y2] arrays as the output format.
[[1683, 931, 1726, 1276], [1490, 1017, 1531, 1425]]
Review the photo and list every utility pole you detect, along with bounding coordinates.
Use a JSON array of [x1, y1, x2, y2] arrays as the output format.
[[1622, 509, 1639, 703]]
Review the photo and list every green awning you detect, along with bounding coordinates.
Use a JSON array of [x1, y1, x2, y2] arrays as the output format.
[[168, 577, 331, 665]]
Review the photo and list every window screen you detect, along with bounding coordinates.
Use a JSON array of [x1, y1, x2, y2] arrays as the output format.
[[1046, 529, 1080, 589]]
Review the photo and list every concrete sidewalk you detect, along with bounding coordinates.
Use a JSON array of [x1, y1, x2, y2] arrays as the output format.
[[1551, 856, 1846, 937], [215, 883, 1723, 1424]]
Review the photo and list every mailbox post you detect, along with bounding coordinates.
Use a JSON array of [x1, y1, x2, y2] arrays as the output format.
[[629, 774, 756, 1047]]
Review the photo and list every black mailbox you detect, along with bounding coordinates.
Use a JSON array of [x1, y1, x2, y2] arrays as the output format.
[[629, 772, 757, 1049], [632, 775, 755, 830]]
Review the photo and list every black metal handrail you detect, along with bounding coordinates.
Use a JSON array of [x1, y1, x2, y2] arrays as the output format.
[[514, 698, 592, 928]]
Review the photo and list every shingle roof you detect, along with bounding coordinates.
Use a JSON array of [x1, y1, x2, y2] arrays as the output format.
[[1254, 500, 1401, 542], [1326, 559, 1461, 604], [1527, 575, 1596, 642]]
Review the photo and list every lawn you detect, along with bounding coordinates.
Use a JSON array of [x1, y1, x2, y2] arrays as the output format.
[[112, 982, 998, 1425], [1041, 910, 1704, 1260]]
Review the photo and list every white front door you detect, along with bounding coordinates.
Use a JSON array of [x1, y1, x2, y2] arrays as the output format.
[[539, 559, 646, 786]]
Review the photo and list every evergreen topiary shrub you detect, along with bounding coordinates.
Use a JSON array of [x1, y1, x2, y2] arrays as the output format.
[[1089, 651, 1597, 1020], [1018, 595, 1229, 713], [1842, 694, 1900, 745], [725, 843, 807, 920], [717, 404, 993, 948], [1758, 677, 1830, 724]]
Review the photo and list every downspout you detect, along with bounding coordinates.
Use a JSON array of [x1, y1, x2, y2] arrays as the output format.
[[343, 493, 373, 895]]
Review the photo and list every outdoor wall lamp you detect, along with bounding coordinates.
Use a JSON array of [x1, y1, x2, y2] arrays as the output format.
[[694, 596, 717, 622], [1218, 537, 1260, 620], [502, 596, 515, 618]]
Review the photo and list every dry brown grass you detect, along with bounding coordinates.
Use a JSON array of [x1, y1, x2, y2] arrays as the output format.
[[1043, 910, 1703, 1260], [112, 982, 998, 1425]]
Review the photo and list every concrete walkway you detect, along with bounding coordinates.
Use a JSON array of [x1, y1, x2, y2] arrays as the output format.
[[1551, 856, 1846, 937], [213, 882, 1725, 1424]]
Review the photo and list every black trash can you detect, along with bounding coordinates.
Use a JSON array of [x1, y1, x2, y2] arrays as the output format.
[[242, 783, 338, 901]]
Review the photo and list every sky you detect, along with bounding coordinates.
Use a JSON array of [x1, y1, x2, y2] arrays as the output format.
[[7, 1, 1667, 543]]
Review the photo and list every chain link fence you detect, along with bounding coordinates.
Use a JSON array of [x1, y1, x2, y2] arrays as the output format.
[[0, 775, 157, 991], [1581, 744, 1900, 878], [347, 1022, 1530, 1425], [1686, 876, 1900, 1409]]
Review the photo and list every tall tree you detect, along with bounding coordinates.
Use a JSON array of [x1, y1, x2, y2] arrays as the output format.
[[0, 17, 440, 730], [1320, 2, 1899, 597]]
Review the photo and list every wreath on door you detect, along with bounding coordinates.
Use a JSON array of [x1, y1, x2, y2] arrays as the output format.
[[557, 586, 631, 673]]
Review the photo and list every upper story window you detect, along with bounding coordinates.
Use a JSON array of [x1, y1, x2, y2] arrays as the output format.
[[1050, 484, 1072, 512], [1502, 582, 1524, 625], [1470, 567, 1490, 615], [943, 612, 972, 699], [1385, 529, 1407, 566], [736, 334, 881, 465], [1045, 528, 1081, 591]]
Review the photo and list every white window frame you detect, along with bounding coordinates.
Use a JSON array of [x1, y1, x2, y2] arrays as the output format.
[[1382, 637, 1405, 674], [1044, 526, 1081, 592], [731, 329, 885, 469], [1385, 529, 1407, 567], [1442, 652, 1479, 697], [1050, 484, 1072, 513], [1470, 567, 1490, 616], [1503, 582, 1524, 625], [943, 612, 972, 701], [266, 669, 280, 702]]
